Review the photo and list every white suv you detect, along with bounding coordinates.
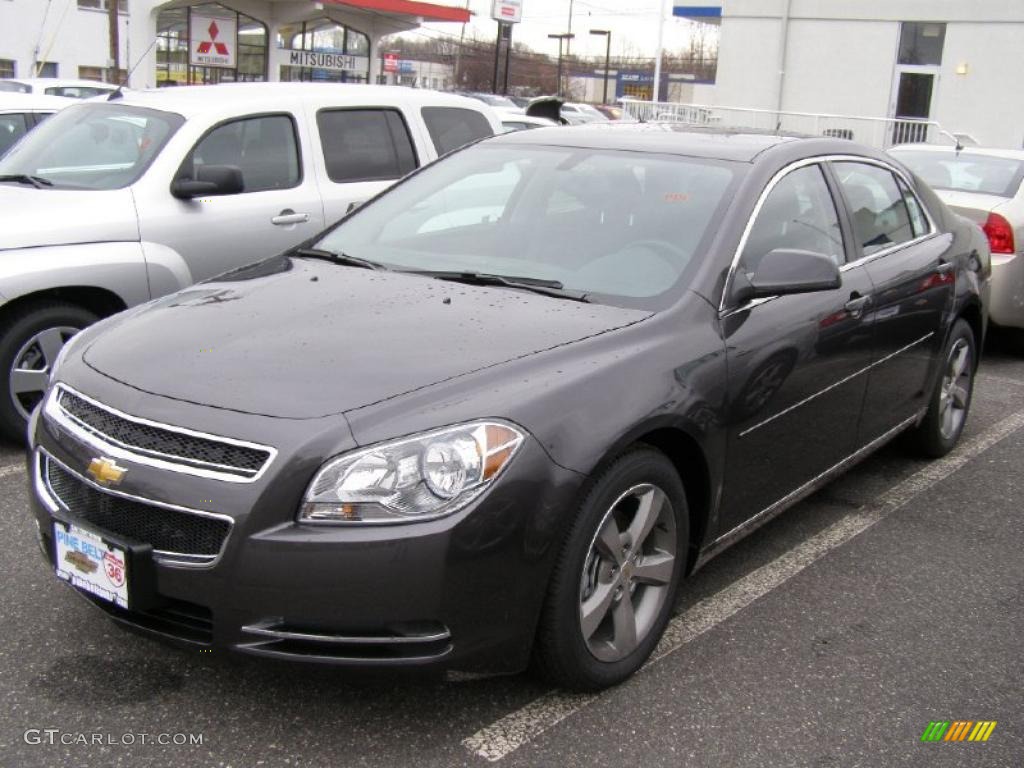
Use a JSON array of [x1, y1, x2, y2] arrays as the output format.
[[0, 82, 500, 439]]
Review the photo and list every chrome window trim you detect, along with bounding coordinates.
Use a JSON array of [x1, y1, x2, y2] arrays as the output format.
[[38, 448, 233, 568], [720, 153, 940, 313], [46, 384, 277, 483]]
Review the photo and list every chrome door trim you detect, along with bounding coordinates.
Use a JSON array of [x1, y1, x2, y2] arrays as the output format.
[[701, 412, 921, 564], [738, 331, 934, 438]]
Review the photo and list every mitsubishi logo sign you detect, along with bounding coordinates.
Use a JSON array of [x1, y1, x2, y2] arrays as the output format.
[[190, 14, 237, 68]]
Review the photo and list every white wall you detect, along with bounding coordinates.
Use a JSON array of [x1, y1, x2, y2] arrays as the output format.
[[0, 0, 129, 80]]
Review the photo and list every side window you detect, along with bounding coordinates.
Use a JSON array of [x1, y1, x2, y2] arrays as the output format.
[[316, 109, 417, 184], [896, 176, 930, 237], [421, 107, 493, 157], [0, 112, 28, 156], [834, 162, 914, 256], [180, 114, 300, 194], [741, 164, 845, 273]]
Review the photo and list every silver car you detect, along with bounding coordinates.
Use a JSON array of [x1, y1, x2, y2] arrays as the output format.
[[889, 144, 1024, 334], [0, 83, 500, 440]]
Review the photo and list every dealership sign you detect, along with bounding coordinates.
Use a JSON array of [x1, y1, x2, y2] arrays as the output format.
[[190, 14, 237, 68], [286, 50, 370, 73], [491, 0, 522, 23]]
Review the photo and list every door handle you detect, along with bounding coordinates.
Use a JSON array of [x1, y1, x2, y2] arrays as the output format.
[[271, 210, 310, 226], [844, 293, 871, 316]]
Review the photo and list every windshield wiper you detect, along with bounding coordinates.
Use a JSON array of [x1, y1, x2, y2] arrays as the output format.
[[293, 247, 388, 271], [0, 174, 54, 189], [407, 270, 590, 303]]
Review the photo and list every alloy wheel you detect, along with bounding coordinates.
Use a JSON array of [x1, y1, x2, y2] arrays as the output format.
[[9, 325, 79, 420], [578, 483, 677, 663], [938, 337, 971, 441]]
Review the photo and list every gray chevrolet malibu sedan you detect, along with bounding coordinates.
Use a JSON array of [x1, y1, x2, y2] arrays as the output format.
[[27, 125, 989, 690]]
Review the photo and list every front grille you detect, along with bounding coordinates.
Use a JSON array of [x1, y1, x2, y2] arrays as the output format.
[[56, 387, 271, 479], [45, 459, 231, 560], [87, 595, 214, 644]]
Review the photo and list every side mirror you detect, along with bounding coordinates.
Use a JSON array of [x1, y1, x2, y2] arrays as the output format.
[[172, 164, 244, 199], [735, 248, 841, 304]]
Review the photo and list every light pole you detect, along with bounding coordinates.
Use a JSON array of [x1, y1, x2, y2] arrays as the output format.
[[590, 29, 611, 105], [547, 32, 574, 97]]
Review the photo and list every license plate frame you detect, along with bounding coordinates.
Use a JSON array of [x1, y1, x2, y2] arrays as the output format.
[[52, 519, 158, 610]]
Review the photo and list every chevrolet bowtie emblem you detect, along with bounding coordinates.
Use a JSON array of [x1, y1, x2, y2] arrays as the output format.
[[87, 457, 126, 486]]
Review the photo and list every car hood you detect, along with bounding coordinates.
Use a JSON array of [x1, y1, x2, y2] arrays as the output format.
[[0, 186, 138, 249], [82, 256, 653, 418]]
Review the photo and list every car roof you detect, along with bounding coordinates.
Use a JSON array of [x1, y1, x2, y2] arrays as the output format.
[[489, 122, 835, 163], [889, 143, 1024, 161], [107, 83, 496, 119], [2, 78, 119, 91], [0, 92, 76, 111]]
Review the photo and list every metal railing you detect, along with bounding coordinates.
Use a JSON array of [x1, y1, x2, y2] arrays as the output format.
[[619, 100, 965, 150]]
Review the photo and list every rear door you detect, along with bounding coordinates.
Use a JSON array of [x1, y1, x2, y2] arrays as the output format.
[[136, 110, 325, 283], [830, 160, 954, 443], [717, 161, 876, 536]]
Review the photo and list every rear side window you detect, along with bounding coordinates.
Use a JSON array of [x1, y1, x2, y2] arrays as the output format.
[[316, 109, 417, 183], [0, 112, 28, 156], [421, 107, 493, 156], [896, 176, 930, 237], [181, 114, 301, 193], [834, 162, 914, 256]]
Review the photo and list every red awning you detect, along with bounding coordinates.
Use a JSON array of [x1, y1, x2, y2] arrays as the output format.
[[325, 0, 470, 22]]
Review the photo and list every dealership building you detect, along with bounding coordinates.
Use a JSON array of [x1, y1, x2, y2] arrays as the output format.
[[0, 0, 469, 90], [695, 0, 1024, 148]]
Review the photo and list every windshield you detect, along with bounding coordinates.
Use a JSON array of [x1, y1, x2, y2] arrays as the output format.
[[315, 143, 739, 308], [894, 150, 1024, 197], [0, 102, 184, 190]]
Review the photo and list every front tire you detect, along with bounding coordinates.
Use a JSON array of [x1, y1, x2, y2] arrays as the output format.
[[907, 318, 976, 458], [533, 448, 688, 691], [0, 302, 97, 442]]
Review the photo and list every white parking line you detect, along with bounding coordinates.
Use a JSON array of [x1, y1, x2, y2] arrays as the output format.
[[462, 410, 1024, 763], [0, 462, 24, 479]]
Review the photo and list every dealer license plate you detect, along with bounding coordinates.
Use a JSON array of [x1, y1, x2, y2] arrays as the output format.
[[54, 522, 129, 609]]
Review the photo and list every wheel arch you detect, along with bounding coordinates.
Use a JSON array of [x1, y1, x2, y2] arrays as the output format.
[[0, 286, 128, 327], [957, 299, 985, 369]]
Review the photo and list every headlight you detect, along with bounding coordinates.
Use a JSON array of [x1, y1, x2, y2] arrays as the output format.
[[299, 421, 525, 524]]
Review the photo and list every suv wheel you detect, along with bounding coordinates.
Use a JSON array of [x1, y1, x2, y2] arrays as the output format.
[[0, 302, 97, 442], [534, 448, 688, 690]]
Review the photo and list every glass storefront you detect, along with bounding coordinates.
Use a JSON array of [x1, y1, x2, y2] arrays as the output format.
[[156, 3, 267, 87], [277, 19, 370, 83]]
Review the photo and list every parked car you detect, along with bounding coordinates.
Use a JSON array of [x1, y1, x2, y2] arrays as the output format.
[[501, 113, 560, 131], [593, 104, 636, 122], [0, 92, 70, 156], [560, 102, 609, 125], [889, 144, 1023, 335], [0, 82, 500, 440], [0, 78, 121, 99], [28, 126, 988, 690]]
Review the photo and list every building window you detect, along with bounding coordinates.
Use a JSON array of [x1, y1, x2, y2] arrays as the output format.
[[0, 59, 14, 78], [277, 19, 370, 83], [78, 66, 103, 81], [156, 4, 267, 86], [898, 22, 945, 66], [77, 0, 127, 10], [36, 62, 58, 77]]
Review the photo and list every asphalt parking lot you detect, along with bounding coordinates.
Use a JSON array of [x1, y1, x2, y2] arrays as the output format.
[[2, 337, 1022, 768]]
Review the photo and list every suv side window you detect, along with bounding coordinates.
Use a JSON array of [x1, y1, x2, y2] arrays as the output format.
[[0, 113, 28, 156], [834, 162, 914, 256], [421, 107, 493, 156], [180, 114, 301, 194], [741, 164, 845, 274], [316, 109, 417, 183]]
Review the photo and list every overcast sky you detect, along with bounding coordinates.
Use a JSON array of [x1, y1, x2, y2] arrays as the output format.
[[403, 0, 717, 60]]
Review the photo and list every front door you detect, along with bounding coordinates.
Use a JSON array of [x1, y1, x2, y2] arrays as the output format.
[[717, 163, 876, 536], [136, 111, 325, 286]]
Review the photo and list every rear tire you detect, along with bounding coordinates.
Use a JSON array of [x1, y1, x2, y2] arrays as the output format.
[[533, 447, 688, 691], [0, 302, 97, 442], [906, 318, 976, 458]]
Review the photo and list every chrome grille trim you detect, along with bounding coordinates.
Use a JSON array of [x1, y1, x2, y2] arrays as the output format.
[[38, 449, 233, 567], [45, 384, 276, 483]]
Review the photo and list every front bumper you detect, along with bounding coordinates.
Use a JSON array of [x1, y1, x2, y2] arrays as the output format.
[[27, 379, 584, 674]]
